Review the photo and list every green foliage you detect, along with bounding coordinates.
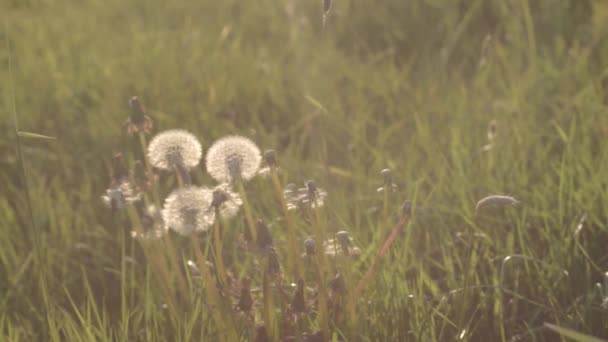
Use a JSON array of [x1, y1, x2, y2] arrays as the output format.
[[2, 0, 608, 340]]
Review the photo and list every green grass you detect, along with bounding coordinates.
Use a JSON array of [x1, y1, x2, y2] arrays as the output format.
[[2, 0, 608, 340]]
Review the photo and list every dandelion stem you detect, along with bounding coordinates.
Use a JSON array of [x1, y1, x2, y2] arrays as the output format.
[[191, 236, 239, 342], [271, 169, 301, 278], [311, 205, 330, 340], [137, 132, 161, 206], [237, 181, 257, 243], [126, 205, 180, 319], [213, 212, 229, 288], [174, 162, 192, 187]]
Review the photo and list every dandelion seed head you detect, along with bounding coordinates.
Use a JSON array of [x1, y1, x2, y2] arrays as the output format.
[[210, 183, 242, 220], [148, 130, 202, 171], [162, 187, 213, 235], [284, 181, 327, 211], [205, 135, 261, 183], [101, 180, 141, 210]]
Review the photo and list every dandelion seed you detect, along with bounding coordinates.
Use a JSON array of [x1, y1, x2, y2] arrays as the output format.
[[126, 96, 153, 135], [475, 195, 519, 212], [148, 129, 202, 171], [284, 180, 328, 211], [209, 183, 243, 220], [101, 180, 141, 210], [205, 135, 261, 183], [132, 205, 166, 240], [162, 187, 213, 235]]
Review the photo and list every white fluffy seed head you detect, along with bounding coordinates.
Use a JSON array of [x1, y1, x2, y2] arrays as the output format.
[[101, 180, 141, 209], [210, 183, 243, 220], [148, 130, 202, 170], [205, 135, 261, 183], [162, 187, 214, 235]]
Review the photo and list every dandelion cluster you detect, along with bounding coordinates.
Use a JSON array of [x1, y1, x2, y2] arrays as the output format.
[[205, 135, 262, 183], [101, 96, 418, 342], [148, 129, 203, 170]]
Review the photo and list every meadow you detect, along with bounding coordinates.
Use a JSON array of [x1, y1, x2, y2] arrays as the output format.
[[2, 0, 608, 340]]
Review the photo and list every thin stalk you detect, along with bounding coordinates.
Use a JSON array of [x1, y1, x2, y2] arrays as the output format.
[[213, 212, 229, 288], [137, 132, 161, 206], [271, 169, 301, 278], [126, 205, 180, 321], [311, 205, 330, 340], [236, 181, 257, 243], [191, 236, 239, 342], [5, 26, 52, 321], [174, 162, 192, 187]]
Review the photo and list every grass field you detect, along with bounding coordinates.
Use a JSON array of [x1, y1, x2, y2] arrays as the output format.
[[2, 0, 608, 340]]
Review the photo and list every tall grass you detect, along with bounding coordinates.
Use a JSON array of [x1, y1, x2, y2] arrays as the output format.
[[2, 0, 608, 340]]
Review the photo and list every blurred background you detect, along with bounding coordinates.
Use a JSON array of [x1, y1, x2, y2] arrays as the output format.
[[2, 0, 608, 340]]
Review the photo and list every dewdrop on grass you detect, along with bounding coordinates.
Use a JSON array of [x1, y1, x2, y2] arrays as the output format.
[[147, 129, 202, 171], [475, 195, 519, 212], [205, 135, 262, 183]]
